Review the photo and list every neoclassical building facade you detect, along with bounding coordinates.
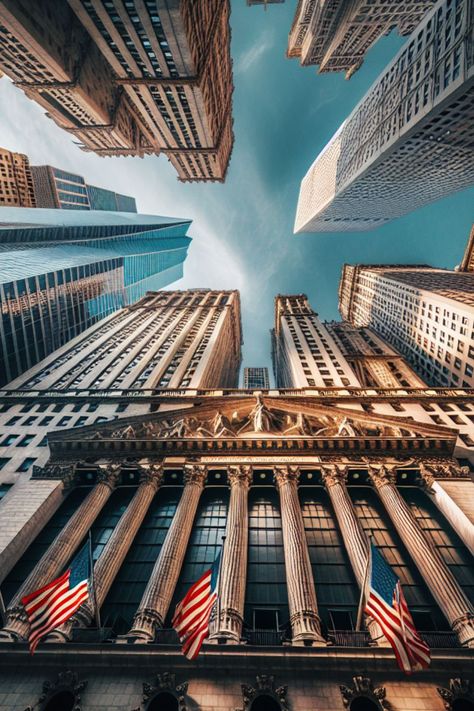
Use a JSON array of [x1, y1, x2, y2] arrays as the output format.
[[0, 292, 473, 710]]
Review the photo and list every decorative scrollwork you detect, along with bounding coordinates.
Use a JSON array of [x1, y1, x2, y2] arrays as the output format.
[[239, 675, 289, 711], [437, 678, 474, 710], [340, 676, 386, 709], [131, 672, 188, 711], [24, 670, 87, 711]]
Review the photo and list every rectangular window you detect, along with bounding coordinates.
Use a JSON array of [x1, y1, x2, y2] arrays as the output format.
[[0, 457, 11, 470], [17, 434, 35, 447], [16, 457, 36, 472], [1, 434, 19, 446], [0, 483, 12, 500], [39, 417, 53, 426], [23, 416, 38, 426], [57, 416, 72, 427], [5, 416, 20, 426]]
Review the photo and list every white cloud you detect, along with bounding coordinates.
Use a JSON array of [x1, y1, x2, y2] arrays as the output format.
[[236, 29, 275, 74]]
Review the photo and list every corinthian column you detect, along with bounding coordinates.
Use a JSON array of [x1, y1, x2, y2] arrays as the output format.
[[274, 466, 326, 645], [126, 463, 207, 642], [211, 465, 251, 643], [0, 463, 121, 642], [320, 464, 386, 645], [46, 465, 163, 641], [419, 462, 474, 556], [369, 465, 474, 648]]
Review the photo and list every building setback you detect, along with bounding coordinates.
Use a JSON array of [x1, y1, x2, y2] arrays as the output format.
[[0, 0, 234, 182], [287, 0, 436, 78], [243, 367, 270, 389], [294, 0, 474, 233], [0, 291, 473, 709], [0, 146, 35, 207], [339, 260, 474, 389], [0, 208, 191, 386], [31, 164, 137, 212]]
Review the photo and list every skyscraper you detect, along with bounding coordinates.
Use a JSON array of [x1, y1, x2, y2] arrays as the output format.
[[0, 291, 473, 709], [287, 0, 436, 78], [31, 165, 137, 212], [0, 208, 191, 385], [0, 147, 35, 207], [243, 366, 270, 389], [339, 261, 474, 389], [294, 0, 474, 233], [0, 288, 242, 582], [0, 0, 234, 182]]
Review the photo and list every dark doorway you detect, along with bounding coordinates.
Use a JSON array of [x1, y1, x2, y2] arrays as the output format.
[[349, 698, 381, 711], [250, 695, 281, 711], [453, 700, 474, 711], [253, 609, 279, 630], [147, 692, 179, 711], [43, 691, 75, 711]]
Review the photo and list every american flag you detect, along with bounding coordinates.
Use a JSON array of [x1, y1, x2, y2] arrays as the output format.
[[22, 541, 91, 654], [364, 541, 431, 674], [172, 552, 221, 660]]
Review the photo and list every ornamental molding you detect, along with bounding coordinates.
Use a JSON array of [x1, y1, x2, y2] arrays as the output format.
[[48, 394, 457, 459], [437, 678, 474, 709], [238, 675, 289, 711], [340, 676, 386, 709], [131, 672, 188, 711], [32, 462, 75, 487], [24, 670, 87, 711]]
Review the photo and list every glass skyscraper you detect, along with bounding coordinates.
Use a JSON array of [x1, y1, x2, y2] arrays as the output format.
[[0, 208, 191, 385]]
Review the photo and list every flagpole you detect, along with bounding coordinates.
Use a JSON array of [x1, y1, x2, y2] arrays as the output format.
[[215, 535, 226, 639], [88, 531, 101, 633], [0, 586, 5, 627], [356, 537, 372, 631]]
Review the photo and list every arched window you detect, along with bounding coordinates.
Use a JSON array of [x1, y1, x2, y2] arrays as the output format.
[[250, 695, 282, 711], [349, 697, 382, 711], [452, 700, 474, 711], [42, 690, 75, 711], [147, 691, 179, 711]]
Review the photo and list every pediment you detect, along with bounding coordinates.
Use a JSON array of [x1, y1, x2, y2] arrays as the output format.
[[48, 394, 457, 459]]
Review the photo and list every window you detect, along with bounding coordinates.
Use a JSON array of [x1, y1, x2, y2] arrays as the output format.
[[17, 434, 35, 447], [57, 416, 72, 427], [74, 417, 88, 427], [38, 436, 48, 447], [0, 458, 11, 470], [5, 416, 20, 426], [1, 434, 19, 446], [16, 457, 36, 472], [39, 417, 53, 426], [23, 416, 37, 426], [0, 483, 12, 500]]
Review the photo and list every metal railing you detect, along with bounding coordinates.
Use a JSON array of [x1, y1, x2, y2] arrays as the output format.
[[327, 630, 371, 647], [420, 631, 460, 648], [244, 629, 284, 646]]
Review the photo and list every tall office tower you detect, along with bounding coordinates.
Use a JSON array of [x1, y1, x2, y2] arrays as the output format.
[[339, 261, 474, 389], [287, 0, 435, 78], [0, 1, 234, 183], [0, 288, 242, 592], [294, 0, 474, 234], [31, 165, 137, 212], [1, 293, 474, 709], [243, 366, 270, 389], [0, 208, 191, 386], [247, 0, 285, 6], [0, 147, 36, 207]]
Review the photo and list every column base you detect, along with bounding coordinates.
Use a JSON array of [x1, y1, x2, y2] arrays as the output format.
[[452, 613, 474, 648], [291, 633, 327, 647], [290, 611, 327, 646], [0, 607, 30, 642], [124, 608, 162, 643]]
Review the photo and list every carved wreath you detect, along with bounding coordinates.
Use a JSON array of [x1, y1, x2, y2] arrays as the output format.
[[438, 678, 474, 710], [340, 676, 386, 710], [238, 675, 289, 711], [131, 672, 188, 711]]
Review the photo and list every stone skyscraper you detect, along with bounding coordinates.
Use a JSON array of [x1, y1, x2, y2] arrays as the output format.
[[0, 209, 191, 385], [0, 290, 473, 709], [0, 0, 234, 182], [0, 146, 35, 207], [287, 0, 436, 78], [294, 0, 474, 233], [339, 258, 474, 389]]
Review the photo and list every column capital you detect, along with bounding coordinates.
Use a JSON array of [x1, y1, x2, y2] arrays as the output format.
[[97, 462, 122, 490], [367, 463, 397, 489], [183, 463, 207, 487], [227, 465, 252, 488], [32, 461, 76, 487], [274, 465, 299, 489], [418, 462, 436, 490], [321, 463, 348, 488], [138, 463, 163, 490]]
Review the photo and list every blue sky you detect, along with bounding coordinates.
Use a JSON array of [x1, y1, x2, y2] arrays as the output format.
[[0, 1, 473, 379]]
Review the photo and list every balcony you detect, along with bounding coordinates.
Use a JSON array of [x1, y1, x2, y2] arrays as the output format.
[[327, 630, 371, 647], [420, 631, 460, 649]]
